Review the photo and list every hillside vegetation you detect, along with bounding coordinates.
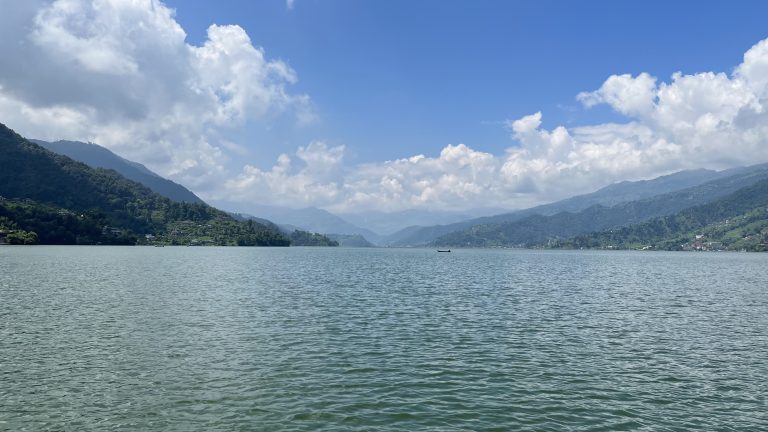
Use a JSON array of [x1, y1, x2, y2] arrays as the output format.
[[433, 167, 768, 248], [33, 139, 204, 204], [0, 123, 288, 246], [289, 230, 340, 246], [561, 179, 768, 252], [388, 167, 750, 246], [326, 233, 375, 247]]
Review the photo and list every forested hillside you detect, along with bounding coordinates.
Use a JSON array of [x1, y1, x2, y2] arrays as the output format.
[[289, 230, 340, 246], [432, 167, 768, 248], [0, 123, 288, 246], [33, 139, 204, 204], [387, 167, 752, 246], [561, 179, 768, 251]]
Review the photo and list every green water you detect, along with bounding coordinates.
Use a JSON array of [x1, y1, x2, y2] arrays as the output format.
[[1, 247, 767, 431]]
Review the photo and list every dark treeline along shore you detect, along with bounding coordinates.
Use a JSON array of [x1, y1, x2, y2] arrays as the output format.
[[0, 123, 334, 247]]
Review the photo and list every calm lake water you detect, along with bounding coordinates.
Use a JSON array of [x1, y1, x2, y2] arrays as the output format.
[[1, 247, 767, 431]]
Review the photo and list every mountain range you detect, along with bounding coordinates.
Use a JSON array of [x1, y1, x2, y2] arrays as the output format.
[[4, 121, 766, 251], [337, 208, 507, 236], [0, 123, 289, 246], [562, 178, 768, 252], [432, 164, 768, 248], [387, 166, 766, 246], [226, 204, 385, 244], [219, 168, 752, 246], [31, 139, 204, 204]]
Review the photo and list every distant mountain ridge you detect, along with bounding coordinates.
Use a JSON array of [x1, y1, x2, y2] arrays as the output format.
[[326, 233, 375, 247], [433, 164, 768, 248], [0, 122, 288, 246], [561, 178, 768, 251], [24, 128, 762, 250], [230, 204, 384, 244], [32, 139, 204, 204], [338, 208, 506, 236], [231, 212, 339, 246], [387, 166, 763, 246]]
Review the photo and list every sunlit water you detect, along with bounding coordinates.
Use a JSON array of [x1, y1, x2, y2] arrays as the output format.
[[1, 246, 767, 431]]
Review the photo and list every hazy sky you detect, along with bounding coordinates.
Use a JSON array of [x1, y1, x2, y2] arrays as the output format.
[[1, 0, 768, 213]]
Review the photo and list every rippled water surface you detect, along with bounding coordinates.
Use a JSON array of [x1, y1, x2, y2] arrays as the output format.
[[1, 247, 767, 431]]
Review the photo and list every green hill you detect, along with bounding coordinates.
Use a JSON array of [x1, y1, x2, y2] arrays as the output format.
[[561, 179, 768, 252], [0, 123, 289, 246], [433, 166, 768, 248], [388, 167, 752, 246], [288, 230, 339, 246], [326, 233, 375, 247], [32, 139, 204, 204]]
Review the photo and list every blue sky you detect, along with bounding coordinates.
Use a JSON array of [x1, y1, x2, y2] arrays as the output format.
[[1, 0, 768, 213], [165, 0, 768, 165]]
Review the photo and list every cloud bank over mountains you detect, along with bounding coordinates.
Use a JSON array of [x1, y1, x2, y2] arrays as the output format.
[[1, 0, 767, 213], [228, 35, 768, 212]]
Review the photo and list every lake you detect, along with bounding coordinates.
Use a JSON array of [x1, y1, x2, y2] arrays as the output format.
[[1, 247, 767, 430]]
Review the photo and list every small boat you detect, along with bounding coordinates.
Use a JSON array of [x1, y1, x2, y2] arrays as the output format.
[[437, 249, 451, 253]]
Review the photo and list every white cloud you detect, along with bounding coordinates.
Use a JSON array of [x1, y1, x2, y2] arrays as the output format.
[[736, 38, 768, 97], [0, 0, 312, 191], [2, 1, 767, 214], [225, 141, 344, 207], [223, 37, 768, 213], [286, 0, 295, 10], [507, 111, 542, 134], [577, 72, 657, 118]]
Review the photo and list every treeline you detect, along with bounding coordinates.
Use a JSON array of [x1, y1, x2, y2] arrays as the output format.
[[0, 214, 39, 245], [289, 230, 339, 246], [0, 122, 290, 246], [561, 178, 768, 251], [0, 198, 294, 246], [0, 199, 133, 245], [433, 167, 768, 249]]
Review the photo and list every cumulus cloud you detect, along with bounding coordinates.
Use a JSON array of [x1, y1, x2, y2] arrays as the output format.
[[225, 141, 345, 207], [2, 1, 767, 213], [0, 0, 312, 191], [577, 73, 657, 117], [224, 37, 768, 212]]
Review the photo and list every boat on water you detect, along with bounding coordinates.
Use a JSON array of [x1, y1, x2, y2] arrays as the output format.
[[437, 249, 451, 253]]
